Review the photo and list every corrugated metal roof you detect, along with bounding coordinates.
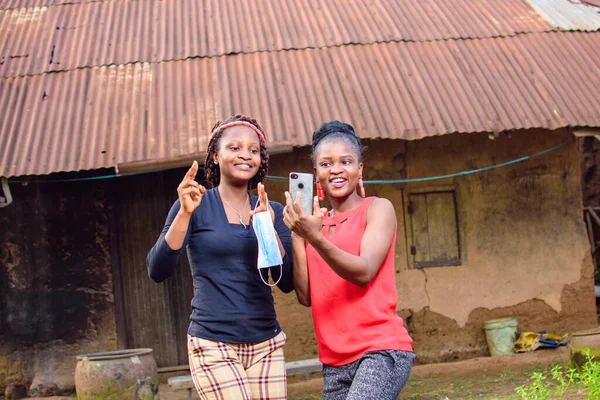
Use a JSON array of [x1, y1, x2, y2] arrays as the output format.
[[0, 0, 555, 78], [2, 31, 600, 177], [0, 0, 93, 11], [0, 63, 154, 176], [525, 0, 600, 30]]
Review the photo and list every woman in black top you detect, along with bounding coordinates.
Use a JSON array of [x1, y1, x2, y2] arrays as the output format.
[[147, 115, 293, 400]]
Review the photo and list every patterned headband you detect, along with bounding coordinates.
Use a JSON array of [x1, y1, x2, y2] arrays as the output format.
[[211, 121, 265, 142]]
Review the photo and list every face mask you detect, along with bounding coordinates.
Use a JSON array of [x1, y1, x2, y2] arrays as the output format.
[[252, 201, 283, 287]]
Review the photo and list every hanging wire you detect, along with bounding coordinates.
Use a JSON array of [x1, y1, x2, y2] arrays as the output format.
[[7, 139, 573, 185]]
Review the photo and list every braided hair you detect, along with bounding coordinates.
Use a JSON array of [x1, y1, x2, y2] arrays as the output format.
[[311, 120, 363, 164], [204, 114, 269, 190]]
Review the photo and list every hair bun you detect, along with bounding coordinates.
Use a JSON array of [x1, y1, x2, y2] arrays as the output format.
[[311, 120, 363, 163], [312, 120, 357, 148]]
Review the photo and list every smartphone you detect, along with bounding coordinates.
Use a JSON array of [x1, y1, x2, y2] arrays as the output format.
[[289, 172, 314, 215]]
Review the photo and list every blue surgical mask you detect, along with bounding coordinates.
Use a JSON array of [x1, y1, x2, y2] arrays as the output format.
[[252, 202, 283, 287]]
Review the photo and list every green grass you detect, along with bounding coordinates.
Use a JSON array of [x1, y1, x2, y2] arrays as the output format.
[[515, 350, 600, 400]]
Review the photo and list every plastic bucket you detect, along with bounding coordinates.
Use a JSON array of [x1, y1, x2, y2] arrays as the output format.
[[484, 317, 518, 356], [568, 328, 600, 371]]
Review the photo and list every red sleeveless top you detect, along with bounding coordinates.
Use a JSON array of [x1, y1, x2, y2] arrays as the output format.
[[306, 197, 413, 366]]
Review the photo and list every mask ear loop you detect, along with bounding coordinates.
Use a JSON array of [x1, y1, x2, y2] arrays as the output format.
[[253, 196, 283, 287], [259, 265, 283, 287]]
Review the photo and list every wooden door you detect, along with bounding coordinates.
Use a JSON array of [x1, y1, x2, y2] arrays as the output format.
[[408, 191, 460, 268], [110, 169, 193, 367]]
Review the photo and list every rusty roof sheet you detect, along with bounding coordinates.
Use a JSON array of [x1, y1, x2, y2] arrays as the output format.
[[0, 0, 91, 11], [525, 0, 600, 30], [0, 0, 555, 78], [2, 31, 600, 177]]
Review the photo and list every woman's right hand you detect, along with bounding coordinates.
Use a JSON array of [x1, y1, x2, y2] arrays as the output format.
[[283, 192, 326, 244], [178, 161, 206, 215]]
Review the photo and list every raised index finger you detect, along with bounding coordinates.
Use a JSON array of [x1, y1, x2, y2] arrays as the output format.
[[284, 191, 294, 207], [285, 191, 300, 217], [293, 192, 306, 215], [259, 183, 268, 205], [185, 161, 198, 180]]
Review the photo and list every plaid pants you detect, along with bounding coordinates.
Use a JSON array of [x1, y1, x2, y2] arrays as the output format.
[[188, 331, 287, 400]]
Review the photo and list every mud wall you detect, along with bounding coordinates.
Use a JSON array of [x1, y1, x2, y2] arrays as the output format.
[[0, 180, 117, 394], [1, 127, 593, 391], [268, 128, 597, 364]]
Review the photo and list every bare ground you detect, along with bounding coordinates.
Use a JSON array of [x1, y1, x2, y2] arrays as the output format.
[[11, 347, 585, 400], [286, 347, 583, 400], [159, 347, 578, 400]]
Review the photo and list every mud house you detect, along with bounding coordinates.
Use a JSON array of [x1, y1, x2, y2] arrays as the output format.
[[1, 0, 600, 395]]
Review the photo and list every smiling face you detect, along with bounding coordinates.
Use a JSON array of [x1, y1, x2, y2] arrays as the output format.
[[314, 137, 363, 199], [214, 126, 262, 187]]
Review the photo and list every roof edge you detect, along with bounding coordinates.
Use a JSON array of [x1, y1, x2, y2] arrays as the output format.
[[116, 143, 294, 175]]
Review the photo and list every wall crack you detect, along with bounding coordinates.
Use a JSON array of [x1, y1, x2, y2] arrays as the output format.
[[420, 268, 431, 306]]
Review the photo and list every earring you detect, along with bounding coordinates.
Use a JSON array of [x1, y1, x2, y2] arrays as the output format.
[[358, 175, 366, 198], [316, 181, 325, 201]]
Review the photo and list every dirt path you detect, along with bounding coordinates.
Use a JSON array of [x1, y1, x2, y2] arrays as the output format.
[[155, 347, 573, 400], [286, 347, 575, 400]]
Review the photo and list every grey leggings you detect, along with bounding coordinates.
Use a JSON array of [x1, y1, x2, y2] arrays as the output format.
[[322, 350, 415, 400]]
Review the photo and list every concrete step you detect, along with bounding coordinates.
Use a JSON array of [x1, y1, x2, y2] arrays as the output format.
[[168, 358, 322, 390]]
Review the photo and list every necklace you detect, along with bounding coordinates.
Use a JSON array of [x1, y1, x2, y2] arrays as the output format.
[[220, 191, 249, 229]]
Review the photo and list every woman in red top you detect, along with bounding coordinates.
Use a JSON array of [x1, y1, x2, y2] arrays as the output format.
[[283, 121, 415, 400]]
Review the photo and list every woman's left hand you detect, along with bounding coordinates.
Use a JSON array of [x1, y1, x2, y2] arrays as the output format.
[[249, 183, 275, 223]]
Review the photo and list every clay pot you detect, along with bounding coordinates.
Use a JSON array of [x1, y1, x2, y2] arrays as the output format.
[[568, 328, 600, 371], [74, 348, 159, 400], [5, 384, 27, 400]]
